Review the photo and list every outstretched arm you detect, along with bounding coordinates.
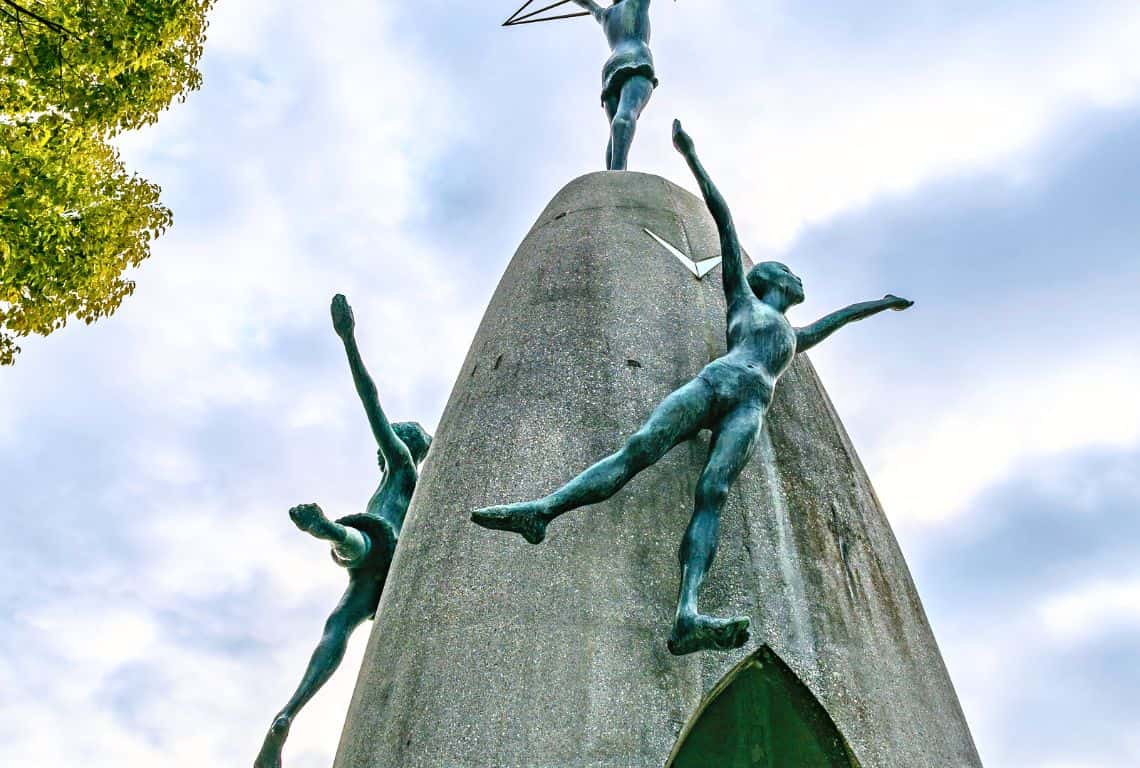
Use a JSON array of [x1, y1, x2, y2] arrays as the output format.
[[795, 295, 913, 353], [289, 503, 372, 566], [569, 0, 605, 21], [330, 294, 413, 471], [672, 119, 749, 304]]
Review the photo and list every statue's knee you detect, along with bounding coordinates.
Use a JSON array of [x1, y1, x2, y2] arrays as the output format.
[[271, 714, 291, 734], [612, 113, 636, 134], [696, 480, 729, 510], [624, 431, 657, 465]]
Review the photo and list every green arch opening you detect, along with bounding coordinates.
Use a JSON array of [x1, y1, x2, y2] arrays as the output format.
[[665, 645, 861, 768]]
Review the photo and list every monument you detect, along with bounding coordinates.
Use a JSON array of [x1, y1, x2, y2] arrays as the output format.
[[326, 164, 981, 764], [253, 8, 982, 767]]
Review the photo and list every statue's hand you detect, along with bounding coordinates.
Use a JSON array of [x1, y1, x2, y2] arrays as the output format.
[[672, 119, 695, 156], [377, 448, 387, 470], [330, 293, 355, 338], [289, 502, 328, 533], [883, 294, 914, 311]]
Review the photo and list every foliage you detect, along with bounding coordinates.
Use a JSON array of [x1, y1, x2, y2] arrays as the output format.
[[0, 0, 215, 364], [0, 116, 172, 362]]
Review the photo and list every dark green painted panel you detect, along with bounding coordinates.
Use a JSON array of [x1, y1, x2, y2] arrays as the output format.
[[668, 647, 859, 768]]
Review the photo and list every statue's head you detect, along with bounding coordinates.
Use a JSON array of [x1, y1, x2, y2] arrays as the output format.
[[393, 421, 433, 465], [747, 261, 805, 306]]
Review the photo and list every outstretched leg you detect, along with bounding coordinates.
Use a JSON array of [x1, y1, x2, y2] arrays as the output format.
[[668, 405, 761, 656], [608, 75, 654, 171], [289, 502, 371, 566], [254, 576, 380, 768], [472, 377, 714, 543]]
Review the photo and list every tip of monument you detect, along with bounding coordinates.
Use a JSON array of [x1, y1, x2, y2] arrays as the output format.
[[534, 170, 699, 231], [568, 169, 670, 184]]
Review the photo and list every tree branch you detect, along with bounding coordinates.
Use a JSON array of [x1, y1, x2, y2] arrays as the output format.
[[13, 9, 35, 69], [0, 0, 73, 36]]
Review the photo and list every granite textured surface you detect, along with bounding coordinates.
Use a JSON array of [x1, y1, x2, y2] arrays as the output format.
[[331, 172, 982, 768]]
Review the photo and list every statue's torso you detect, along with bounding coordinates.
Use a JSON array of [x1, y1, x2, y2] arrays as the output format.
[[602, 0, 651, 51], [598, 0, 656, 100], [701, 298, 796, 411], [364, 466, 417, 534], [334, 467, 416, 601]]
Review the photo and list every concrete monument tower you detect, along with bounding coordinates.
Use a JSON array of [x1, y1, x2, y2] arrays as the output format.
[[329, 171, 982, 767]]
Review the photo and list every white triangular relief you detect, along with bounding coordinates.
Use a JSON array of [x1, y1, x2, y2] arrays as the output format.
[[643, 227, 722, 279]]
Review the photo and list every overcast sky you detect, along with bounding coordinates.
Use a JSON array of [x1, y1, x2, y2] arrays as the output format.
[[3, 1, 1140, 766]]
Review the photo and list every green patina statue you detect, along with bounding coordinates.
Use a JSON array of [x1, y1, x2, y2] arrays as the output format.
[[254, 295, 431, 768], [472, 120, 914, 656], [571, 0, 657, 170]]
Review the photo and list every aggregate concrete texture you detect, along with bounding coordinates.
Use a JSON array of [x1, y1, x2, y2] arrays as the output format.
[[331, 172, 982, 768]]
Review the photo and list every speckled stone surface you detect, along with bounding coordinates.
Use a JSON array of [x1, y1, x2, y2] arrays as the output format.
[[331, 172, 982, 768]]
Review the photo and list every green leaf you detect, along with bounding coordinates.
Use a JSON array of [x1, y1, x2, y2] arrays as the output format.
[[0, 0, 215, 364]]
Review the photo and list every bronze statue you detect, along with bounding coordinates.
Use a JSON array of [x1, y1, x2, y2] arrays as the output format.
[[254, 295, 431, 768], [472, 120, 914, 656], [570, 0, 657, 170]]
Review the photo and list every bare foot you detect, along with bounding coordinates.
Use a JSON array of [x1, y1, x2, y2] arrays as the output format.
[[470, 502, 549, 545], [667, 613, 750, 656], [254, 714, 290, 768], [289, 503, 339, 541]]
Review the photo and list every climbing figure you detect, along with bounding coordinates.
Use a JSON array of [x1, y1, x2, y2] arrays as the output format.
[[472, 119, 913, 655], [254, 294, 431, 768]]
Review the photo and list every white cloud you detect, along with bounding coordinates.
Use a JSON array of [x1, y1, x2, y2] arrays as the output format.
[[870, 351, 1140, 526], [1039, 576, 1140, 644], [656, 0, 1140, 248], [25, 607, 157, 688]]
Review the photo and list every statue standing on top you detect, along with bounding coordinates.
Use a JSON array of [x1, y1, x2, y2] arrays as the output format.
[[254, 295, 431, 768], [571, 0, 657, 170], [472, 120, 914, 655]]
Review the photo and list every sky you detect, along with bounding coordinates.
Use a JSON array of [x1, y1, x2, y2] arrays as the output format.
[[2, 1, 1140, 766]]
